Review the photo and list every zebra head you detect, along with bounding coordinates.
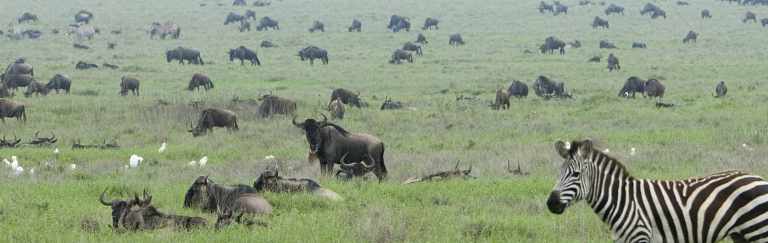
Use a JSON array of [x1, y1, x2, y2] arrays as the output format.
[[547, 139, 595, 214]]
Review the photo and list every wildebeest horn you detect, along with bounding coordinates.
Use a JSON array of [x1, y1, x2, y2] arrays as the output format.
[[99, 188, 112, 206], [454, 160, 461, 170], [320, 113, 328, 124]]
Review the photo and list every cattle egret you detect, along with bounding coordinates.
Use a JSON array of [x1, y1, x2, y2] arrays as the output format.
[[265, 155, 275, 160], [129, 154, 143, 168], [13, 166, 24, 176], [158, 142, 167, 153], [53, 148, 60, 155], [188, 161, 198, 166], [69, 164, 77, 170], [198, 156, 208, 167], [630, 147, 637, 156], [10, 156, 19, 169], [29, 168, 35, 175]]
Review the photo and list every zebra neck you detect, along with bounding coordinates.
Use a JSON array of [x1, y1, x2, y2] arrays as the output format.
[[585, 152, 637, 222]]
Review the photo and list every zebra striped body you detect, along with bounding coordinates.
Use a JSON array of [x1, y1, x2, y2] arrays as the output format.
[[548, 139, 768, 243]]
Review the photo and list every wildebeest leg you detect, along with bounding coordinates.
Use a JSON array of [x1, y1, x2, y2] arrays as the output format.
[[373, 153, 387, 181], [320, 161, 334, 176]]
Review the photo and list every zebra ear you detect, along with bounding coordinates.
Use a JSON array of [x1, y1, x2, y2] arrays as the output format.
[[554, 141, 570, 158], [577, 139, 593, 155]]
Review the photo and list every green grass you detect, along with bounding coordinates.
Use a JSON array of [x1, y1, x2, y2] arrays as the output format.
[[1, 0, 768, 242]]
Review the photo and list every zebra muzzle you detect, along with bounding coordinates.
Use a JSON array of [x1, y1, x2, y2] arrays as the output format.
[[546, 191, 567, 214]]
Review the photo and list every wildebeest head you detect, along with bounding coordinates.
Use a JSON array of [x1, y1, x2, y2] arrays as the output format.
[[253, 168, 279, 191], [99, 188, 152, 229], [292, 114, 349, 154], [184, 176, 214, 210]]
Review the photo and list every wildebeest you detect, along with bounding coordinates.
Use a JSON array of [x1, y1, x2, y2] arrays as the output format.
[[348, 19, 362, 32], [0, 84, 10, 98], [640, 3, 666, 19], [588, 56, 601, 62], [253, 0, 271, 6], [73, 43, 90, 49], [244, 10, 256, 20], [75, 10, 94, 24], [604, 4, 624, 15], [293, 114, 388, 181], [225, 12, 245, 25], [99, 189, 151, 229], [329, 98, 345, 120], [256, 17, 279, 31], [745, 11, 757, 23], [0, 99, 26, 122], [389, 49, 413, 64], [229, 46, 261, 66], [4, 59, 34, 78], [188, 73, 214, 91], [715, 81, 727, 98], [632, 42, 647, 48], [75, 61, 98, 70], [539, 1, 554, 13], [533, 75, 569, 98], [188, 108, 238, 136], [149, 22, 181, 39], [298, 46, 329, 65], [253, 167, 343, 200], [329, 88, 365, 108], [183, 176, 272, 215], [257, 94, 296, 118], [762, 18, 768, 27], [422, 17, 439, 30], [260, 40, 277, 48], [119, 76, 140, 96], [402, 42, 423, 56], [683, 31, 698, 44], [507, 80, 529, 98], [553, 2, 568, 15], [308, 21, 325, 33], [17, 13, 38, 24], [540, 36, 565, 55], [592, 16, 609, 29], [493, 88, 510, 110], [701, 9, 712, 19], [233, 0, 246, 6], [166, 47, 204, 65], [606, 53, 620, 72], [387, 15, 410, 32], [102, 63, 119, 69], [122, 204, 208, 231], [238, 20, 251, 32], [1, 74, 34, 92], [644, 79, 665, 99], [449, 33, 465, 46], [618, 76, 646, 98], [24, 80, 49, 97], [416, 33, 428, 44], [45, 74, 71, 94], [599, 40, 616, 49], [380, 97, 403, 110]]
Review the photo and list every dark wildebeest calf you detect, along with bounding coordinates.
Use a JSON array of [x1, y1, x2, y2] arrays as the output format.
[[188, 108, 238, 137], [618, 76, 646, 98], [0, 99, 26, 122], [348, 19, 362, 32], [449, 33, 465, 46], [229, 46, 261, 65], [188, 73, 214, 91], [683, 31, 698, 44], [119, 76, 140, 96], [422, 17, 439, 30], [507, 80, 529, 98], [308, 20, 325, 32], [257, 94, 296, 118]]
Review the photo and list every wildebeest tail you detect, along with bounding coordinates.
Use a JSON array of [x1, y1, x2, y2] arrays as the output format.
[[232, 118, 239, 130], [198, 55, 204, 65], [20, 107, 26, 121]]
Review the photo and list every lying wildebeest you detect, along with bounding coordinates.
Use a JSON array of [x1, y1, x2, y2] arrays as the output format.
[[166, 47, 204, 65], [184, 176, 273, 216], [253, 0, 271, 6], [73, 43, 90, 49], [539, 1, 554, 13], [568, 40, 581, 48], [402, 42, 423, 56], [493, 88, 510, 110], [329, 98, 345, 119], [632, 42, 647, 48], [0, 84, 10, 98], [745, 11, 757, 23], [553, 3, 568, 15], [380, 97, 403, 110], [293, 114, 388, 181], [24, 80, 49, 97], [618, 76, 645, 98], [20, 30, 43, 39], [701, 9, 712, 19], [308, 20, 325, 32], [119, 76, 140, 96], [149, 22, 181, 39], [244, 10, 256, 20], [606, 53, 620, 72], [46, 74, 71, 94], [75, 10, 94, 24], [403, 161, 475, 184], [422, 17, 439, 30], [715, 81, 727, 98], [0, 99, 26, 122], [604, 4, 624, 15], [233, 0, 246, 6], [298, 46, 329, 65], [17, 12, 38, 24], [188, 73, 214, 91], [0, 135, 21, 148], [592, 16, 609, 29], [449, 33, 465, 46], [389, 49, 413, 64], [588, 56, 601, 62], [225, 12, 245, 25], [348, 19, 362, 32], [683, 30, 698, 44], [229, 46, 261, 65], [256, 17, 279, 31], [99, 189, 151, 229], [762, 18, 768, 27], [540, 36, 565, 55], [507, 80, 529, 98], [644, 79, 665, 99], [102, 190, 207, 231], [599, 40, 616, 49], [75, 61, 98, 70], [188, 108, 238, 136], [533, 75, 569, 98], [257, 94, 296, 118], [253, 167, 343, 200], [416, 33, 428, 44], [260, 40, 277, 48], [102, 63, 119, 69], [239, 20, 251, 32], [329, 88, 365, 108]]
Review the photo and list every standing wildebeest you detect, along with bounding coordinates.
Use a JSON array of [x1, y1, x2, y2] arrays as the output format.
[[293, 114, 388, 181], [683, 31, 698, 44], [149, 22, 181, 39], [507, 80, 529, 98], [744, 11, 757, 23], [298, 46, 329, 65], [606, 53, 620, 72], [389, 49, 413, 64], [257, 94, 296, 118], [348, 19, 362, 32], [225, 12, 245, 25], [233, 0, 246, 6], [533, 75, 569, 98], [121, 204, 208, 231], [329, 88, 365, 108], [604, 4, 624, 15], [715, 81, 727, 98], [540, 36, 565, 55], [260, 40, 277, 48], [244, 10, 256, 20], [188, 73, 213, 91], [402, 42, 423, 56], [762, 18, 768, 27], [644, 79, 665, 99], [46, 74, 71, 94], [229, 46, 261, 66], [75, 10, 93, 24], [24, 80, 49, 97], [422, 17, 439, 30], [75, 61, 98, 70], [449, 33, 465, 46], [308, 21, 325, 32], [632, 42, 647, 48], [188, 108, 238, 136], [640, 3, 666, 19], [254, 167, 343, 200], [416, 33, 428, 44], [329, 98, 345, 120], [119, 76, 140, 96], [701, 9, 712, 19], [599, 40, 616, 49], [166, 47, 204, 65], [493, 88, 510, 110], [183, 176, 272, 215], [256, 17, 279, 31], [553, 2, 568, 15], [539, 1, 554, 13], [592, 16, 609, 29], [17, 13, 38, 24], [618, 76, 646, 98], [387, 15, 410, 32], [0, 99, 26, 122]]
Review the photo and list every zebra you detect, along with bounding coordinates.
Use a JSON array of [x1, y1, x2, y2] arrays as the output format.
[[547, 139, 768, 243]]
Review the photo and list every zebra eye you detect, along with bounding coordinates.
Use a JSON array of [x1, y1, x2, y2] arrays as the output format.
[[572, 171, 581, 177]]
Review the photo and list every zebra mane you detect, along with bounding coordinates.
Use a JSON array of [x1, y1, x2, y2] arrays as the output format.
[[587, 147, 633, 179]]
